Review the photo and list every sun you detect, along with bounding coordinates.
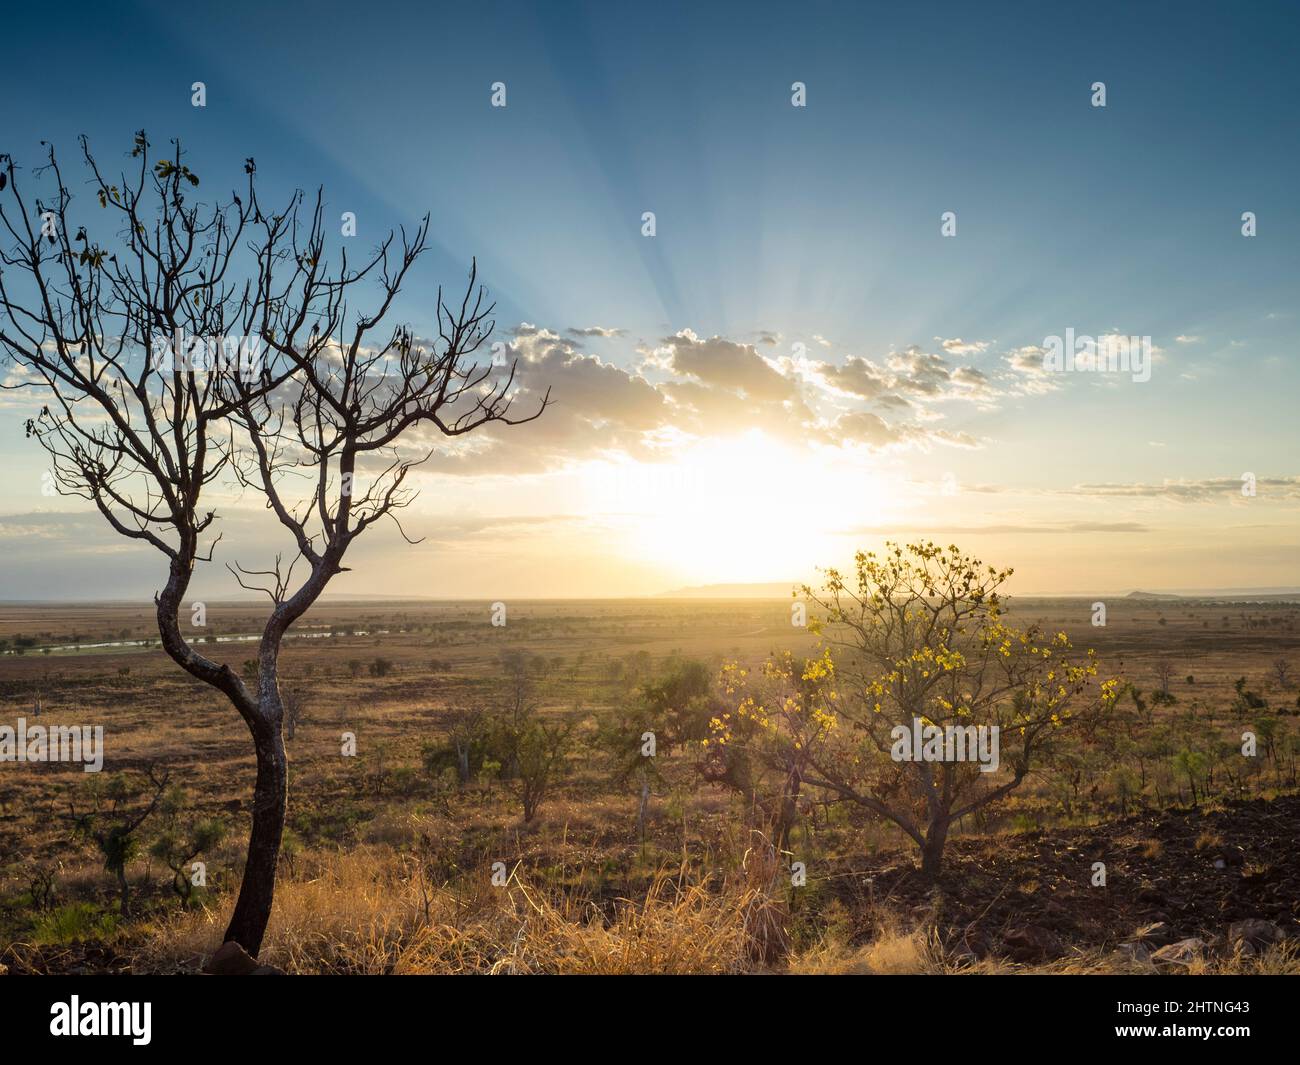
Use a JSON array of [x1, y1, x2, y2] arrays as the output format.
[[588, 430, 889, 586]]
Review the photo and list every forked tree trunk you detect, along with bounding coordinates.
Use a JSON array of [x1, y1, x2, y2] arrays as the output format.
[[223, 722, 287, 957]]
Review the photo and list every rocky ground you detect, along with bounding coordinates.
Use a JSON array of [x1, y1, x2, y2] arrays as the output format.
[[843, 794, 1299, 968]]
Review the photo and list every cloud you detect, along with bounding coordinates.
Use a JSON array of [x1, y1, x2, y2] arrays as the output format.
[[1, 312, 1100, 487], [950, 365, 994, 394], [567, 326, 625, 338], [395, 512, 586, 546], [939, 338, 990, 356], [0, 511, 116, 542], [812, 344, 994, 405], [841, 521, 1150, 535], [404, 328, 670, 475], [874, 393, 914, 412], [1007, 346, 1047, 372], [886, 347, 952, 396], [814, 354, 891, 399], [657, 329, 796, 401], [1064, 477, 1300, 502], [831, 411, 900, 448], [410, 325, 838, 474], [832, 411, 980, 452], [385, 324, 1100, 475], [1004, 345, 1060, 394], [659, 378, 819, 443]]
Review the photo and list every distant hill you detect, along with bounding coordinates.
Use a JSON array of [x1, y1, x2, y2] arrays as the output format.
[[1123, 588, 1300, 603]]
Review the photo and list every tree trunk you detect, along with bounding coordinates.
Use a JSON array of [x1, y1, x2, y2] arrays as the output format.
[[222, 724, 287, 957], [776, 770, 801, 852], [637, 773, 650, 840], [920, 817, 950, 880]]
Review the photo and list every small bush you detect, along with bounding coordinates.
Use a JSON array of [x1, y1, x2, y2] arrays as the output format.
[[33, 902, 119, 945]]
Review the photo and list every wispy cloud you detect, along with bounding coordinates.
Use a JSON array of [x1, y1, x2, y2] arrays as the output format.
[[840, 521, 1150, 535]]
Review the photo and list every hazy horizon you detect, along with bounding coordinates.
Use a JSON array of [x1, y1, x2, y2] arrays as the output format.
[[5, 583, 1300, 607]]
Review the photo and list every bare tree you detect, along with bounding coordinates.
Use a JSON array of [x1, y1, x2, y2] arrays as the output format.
[[448, 704, 487, 787], [279, 685, 307, 742], [1154, 660, 1175, 696], [1273, 658, 1292, 690], [0, 135, 547, 955]]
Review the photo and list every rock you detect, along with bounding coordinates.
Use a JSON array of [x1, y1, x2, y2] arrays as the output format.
[[1113, 942, 1154, 968], [1134, 921, 1172, 945], [1149, 938, 1209, 970], [1227, 919, 1283, 956], [250, 964, 285, 975], [1002, 925, 1065, 963], [203, 940, 260, 975]]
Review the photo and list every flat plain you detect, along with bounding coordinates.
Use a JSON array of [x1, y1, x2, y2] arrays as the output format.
[[2, 594, 1298, 974]]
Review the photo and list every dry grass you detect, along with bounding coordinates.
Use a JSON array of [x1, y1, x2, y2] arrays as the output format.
[[790, 929, 1300, 975], [790, 923, 950, 975], [124, 845, 1300, 975], [1194, 829, 1225, 851], [138, 847, 783, 975]]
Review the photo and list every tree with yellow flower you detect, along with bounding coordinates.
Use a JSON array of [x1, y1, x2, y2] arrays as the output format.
[[714, 542, 1118, 880], [703, 650, 839, 850]]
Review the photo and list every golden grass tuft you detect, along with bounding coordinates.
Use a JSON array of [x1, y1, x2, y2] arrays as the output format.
[[138, 847, 787, 975], [789, 924, 950, 975], [1194, 829, 1225, 851]]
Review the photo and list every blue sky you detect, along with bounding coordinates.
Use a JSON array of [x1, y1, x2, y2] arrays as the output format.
[[1, 0, 1298, 598]]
